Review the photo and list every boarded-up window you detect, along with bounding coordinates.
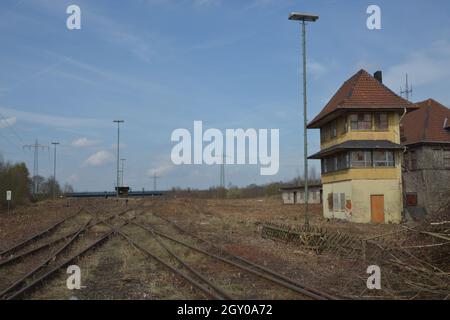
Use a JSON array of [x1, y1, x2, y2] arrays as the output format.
[[406, 193, 417, 206], [328, 193, 333, 211]]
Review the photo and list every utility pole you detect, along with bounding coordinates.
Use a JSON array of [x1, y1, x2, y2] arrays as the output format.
[[400, 73, 413, 101], [289, 12, 319, 227], [113, 120, 124, 197], [152, 172, 160, 191], [23, 140, 49, 196], [220, 153, 225, 189], [120, 158, 126, 187], [51, 142, 60, 200]]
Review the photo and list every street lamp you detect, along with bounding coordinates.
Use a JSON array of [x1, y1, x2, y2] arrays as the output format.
[[289, 12, 318, 227], [113, 120, 124, 197], [120, 158, 126, 187], [51, 142, 60, 200]]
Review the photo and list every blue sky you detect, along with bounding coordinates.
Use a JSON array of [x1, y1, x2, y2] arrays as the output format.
[[1, 0, 450, 191]]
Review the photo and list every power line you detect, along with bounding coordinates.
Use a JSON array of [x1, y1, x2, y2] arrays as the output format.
[[151, 172, 160, 191], [23, 140, 49, 195], [51, 142, 60, 200]]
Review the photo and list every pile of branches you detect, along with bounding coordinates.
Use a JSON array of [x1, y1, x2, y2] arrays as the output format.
[[365, 208, 450, 299]]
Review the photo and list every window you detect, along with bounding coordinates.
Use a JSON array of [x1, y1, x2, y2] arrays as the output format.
[[374, 113, 388, 130], [333, 193, 339, 211], [373, 151, 395, 167], [351, 151, 372, 167], [340, 193, 345, 210], [330, 193, 346, 211], [444, 150, 450, 169], [323, 157, 336, 173], [337, 153, 350, 170], [410, 151, 417, 170], [312, 191, 317, 200], [350, 113, 372, 130], [331, 120, 337, 138]]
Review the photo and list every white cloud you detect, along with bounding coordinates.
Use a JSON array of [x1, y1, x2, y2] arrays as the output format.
[[85, 150, 115, 167], [384, 40, 450, 90], [72, 137, 101, 147], [0, 116, 16, 129], [0, 106, 104, 129], [147, 164, 175, 176]]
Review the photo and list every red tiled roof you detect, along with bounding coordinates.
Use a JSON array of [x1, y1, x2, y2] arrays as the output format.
[[401, 98, 450, 145], [308, 69, 415, 128]]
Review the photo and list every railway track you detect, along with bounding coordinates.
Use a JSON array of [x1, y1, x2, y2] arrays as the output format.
[[127, 218, 335, 300], [1, 199, 336, 300], [153, 214, 338, 300], [0, 206, 85, 258], [0, 201, 144, 300]]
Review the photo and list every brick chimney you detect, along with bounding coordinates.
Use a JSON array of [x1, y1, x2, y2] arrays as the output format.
[[374, 71, 382, 83]]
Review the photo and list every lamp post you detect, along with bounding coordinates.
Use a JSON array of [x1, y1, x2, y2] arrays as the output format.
[[113, 120, 124, 197], [120, 158, 126, 187], [289, 12, 318, 227], [51, 142, 60, 200]]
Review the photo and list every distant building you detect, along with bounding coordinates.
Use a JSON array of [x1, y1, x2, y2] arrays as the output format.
[[308, 69, 417, 224], [280, 184, 322, 204], [401, 98, 450, 215], [115, 186, 130, 197]]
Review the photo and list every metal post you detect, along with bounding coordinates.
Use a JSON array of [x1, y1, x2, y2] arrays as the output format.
[[113, 120, 124, 197], [289, 12, 318, 227], [51, 142, 60, 200], [120, 158, 126, 187], [301, 20, 309, 227]]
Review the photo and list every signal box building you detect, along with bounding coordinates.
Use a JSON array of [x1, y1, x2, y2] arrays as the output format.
[[308, 70, 417, 223]]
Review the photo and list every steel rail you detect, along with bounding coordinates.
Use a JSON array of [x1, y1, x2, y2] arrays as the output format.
[[0, 206, 85, 257], [155, 215, 338, 300], [0, 231, 77, 267], [118, 230, 224, 300], [133, 221, 329, 300], [0, 218, 93, 299], [6, 231, 113, 300], [0, 202, 142, 268], [127, 223, 232, 300], [0, 202, 144, 299]]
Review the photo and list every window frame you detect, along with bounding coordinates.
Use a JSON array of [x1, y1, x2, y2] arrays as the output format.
[[374, 113, 389, 131], [350, 113, 372, 131]]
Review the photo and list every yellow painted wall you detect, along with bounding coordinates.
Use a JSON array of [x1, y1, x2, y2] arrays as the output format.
[[321, 113, 401, 149], [323, 179, 403, 224], [322, 167, 399, 183]]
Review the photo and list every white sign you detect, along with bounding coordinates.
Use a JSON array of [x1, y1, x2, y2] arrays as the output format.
[[6, 190, 11, 201]]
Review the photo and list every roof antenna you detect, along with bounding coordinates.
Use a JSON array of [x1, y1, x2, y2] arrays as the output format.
[[400, 73, 413, 101]]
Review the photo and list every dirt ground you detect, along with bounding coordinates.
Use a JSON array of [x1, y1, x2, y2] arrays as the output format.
[[0, 197, 448, 300]]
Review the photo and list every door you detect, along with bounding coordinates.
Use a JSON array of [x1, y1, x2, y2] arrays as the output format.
[[371, 195, 385, 223], [293, 192, 297, 204]]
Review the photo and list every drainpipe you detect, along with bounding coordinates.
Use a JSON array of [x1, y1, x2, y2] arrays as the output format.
[[399, 107, 408, 222]]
